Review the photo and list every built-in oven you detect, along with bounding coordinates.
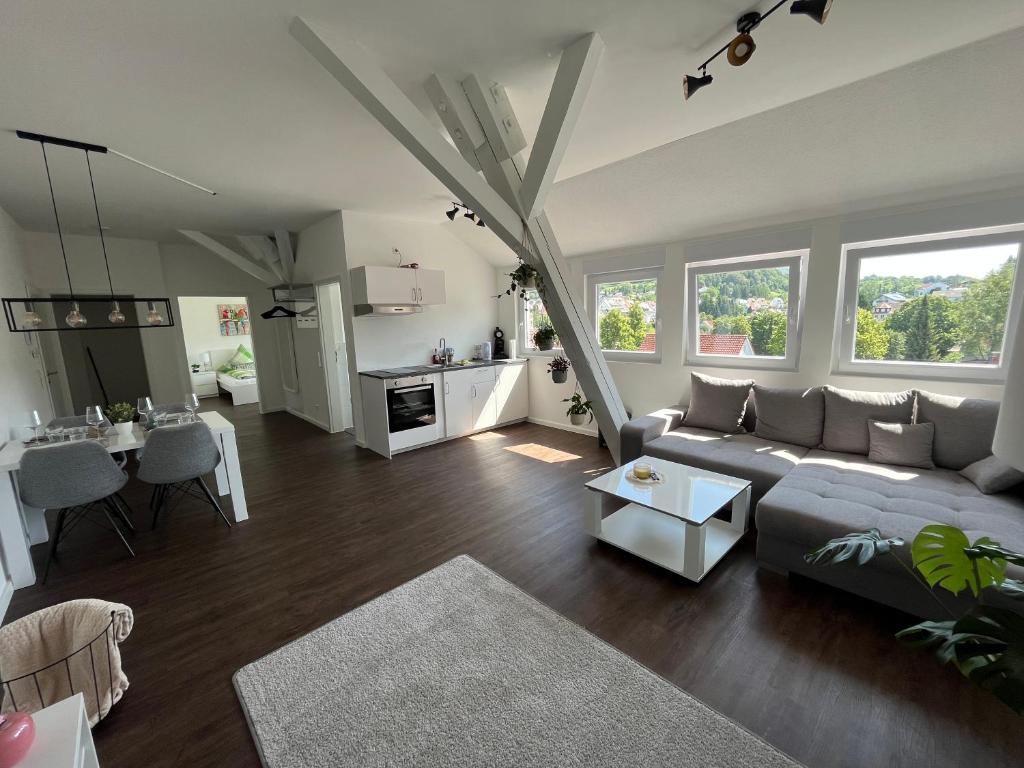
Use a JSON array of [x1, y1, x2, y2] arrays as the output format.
[[386, 375, 437, 434]]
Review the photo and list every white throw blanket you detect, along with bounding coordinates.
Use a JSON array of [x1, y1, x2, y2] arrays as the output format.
[[0, 599, 133, 726]]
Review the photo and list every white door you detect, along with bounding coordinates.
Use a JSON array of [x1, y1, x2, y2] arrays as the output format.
[[471, 377, 498, 431], [317, 282, 353, 433], [443, 369, 474, 437], [415, 269, 446, 305], [361, 266, 418, 305]]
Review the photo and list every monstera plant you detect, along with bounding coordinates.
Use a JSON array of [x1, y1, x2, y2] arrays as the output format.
[[806, 524, 1024, 714]]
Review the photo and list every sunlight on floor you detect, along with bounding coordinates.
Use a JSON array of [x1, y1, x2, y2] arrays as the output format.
[[583, 466, 613, 476], [504, 443, 581, 463], [467, 431, 505, 442]]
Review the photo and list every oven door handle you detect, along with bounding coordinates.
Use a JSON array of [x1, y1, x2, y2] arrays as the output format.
[[392, 384, 433, 394]]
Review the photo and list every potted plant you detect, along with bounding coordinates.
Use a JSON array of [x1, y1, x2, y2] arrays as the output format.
[[563, 392, 594, 426], [547, 356, 570, 384], [507, 261, 542, 300], [807, 524, 1024, 714], [105, 402, 136, 436], [533, 324, 556, 351]]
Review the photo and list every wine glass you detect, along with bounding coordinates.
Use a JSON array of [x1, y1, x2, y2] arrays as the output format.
[[24, 410, 42, 442], [85, 405, 104, 435], [184, 393, 200, 422], [137, 396, 154, 427]]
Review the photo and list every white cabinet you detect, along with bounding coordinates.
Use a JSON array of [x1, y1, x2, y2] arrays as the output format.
[[191, 370, 218, 398], [444, 366, 497, 437], [495, 362, 528, 423], [350, 265, 446, 306]]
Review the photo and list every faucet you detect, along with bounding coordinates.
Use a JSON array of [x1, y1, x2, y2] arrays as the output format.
[[439, 337, 447, 366]]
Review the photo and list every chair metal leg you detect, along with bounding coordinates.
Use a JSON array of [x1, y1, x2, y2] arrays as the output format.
[[110, 493, 136, 533], [99, 504, 136, 558], [151, 484, 166, 530], [42, 508, 68, 584], [196, 476, 232, 528]]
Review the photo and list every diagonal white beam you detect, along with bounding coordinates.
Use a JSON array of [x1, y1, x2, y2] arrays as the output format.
[[423, 74, 484, 171], [519, 33, 604, 221], [237, 235, 286, 282], [179, 230, 276, 284], [289, 17, 523, 249], [274, 230, 296, 283]]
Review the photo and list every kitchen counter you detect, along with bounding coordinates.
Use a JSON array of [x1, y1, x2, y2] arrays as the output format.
[[358, 358, 526, 380]]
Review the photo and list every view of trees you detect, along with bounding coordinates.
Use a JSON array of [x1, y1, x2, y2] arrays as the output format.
[[698, 267, 790, 357], [596, 279, 656, 351], [854, 258, 1016, 364]]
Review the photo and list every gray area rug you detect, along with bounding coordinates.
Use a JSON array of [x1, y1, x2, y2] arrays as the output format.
[[234, 555, 801, 767]]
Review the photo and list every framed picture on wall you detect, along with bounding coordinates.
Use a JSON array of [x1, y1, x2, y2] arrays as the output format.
[[218, 303, 250, 336]]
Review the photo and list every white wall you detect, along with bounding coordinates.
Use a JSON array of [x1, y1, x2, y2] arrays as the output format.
[[527, 190, 1021, 427], [177, 295, 253, 366]]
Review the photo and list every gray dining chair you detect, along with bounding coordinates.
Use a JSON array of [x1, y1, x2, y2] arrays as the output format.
[[136, 422, 232, 530], [19, 441, 136, 583]]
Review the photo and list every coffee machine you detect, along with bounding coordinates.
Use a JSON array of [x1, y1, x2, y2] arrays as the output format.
[[492, 326, 508, 359]]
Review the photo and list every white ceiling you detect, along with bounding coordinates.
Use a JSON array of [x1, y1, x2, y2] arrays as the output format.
[[0, 0, 1022, 254]]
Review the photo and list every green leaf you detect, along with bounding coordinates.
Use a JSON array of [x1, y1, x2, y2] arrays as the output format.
[[966, 543, 1024, 568], [951, 607, 1024, 715], [911, 525, 1006, 597], [896, 620, 960, 664], [993, 579, 1024, 600], [805, 529, 904, 567]]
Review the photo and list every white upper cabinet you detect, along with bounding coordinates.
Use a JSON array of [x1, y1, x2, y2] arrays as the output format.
[[350, 266, 445, 306]]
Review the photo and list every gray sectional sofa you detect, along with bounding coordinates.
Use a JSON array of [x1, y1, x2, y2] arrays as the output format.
[[620, 377, 1024, 618]]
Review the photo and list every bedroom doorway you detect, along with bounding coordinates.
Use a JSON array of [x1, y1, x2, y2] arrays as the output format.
[[177, 295, 259, 409]]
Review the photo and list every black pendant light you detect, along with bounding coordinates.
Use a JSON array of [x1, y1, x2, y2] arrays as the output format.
[[85, 151, 125, 324], [791, 0, 832, 24], [39, 141, 85, 328], [683, 72, 713, 100]]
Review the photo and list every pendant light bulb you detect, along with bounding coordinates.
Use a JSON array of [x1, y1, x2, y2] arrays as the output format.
[[108, 300, 126, 325], [65, 301, 87, 328], [21, 302, 43, 329], [146, 301, 164, 326]]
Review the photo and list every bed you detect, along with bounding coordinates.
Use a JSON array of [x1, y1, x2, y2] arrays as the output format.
[[207, 347, 260, 406]]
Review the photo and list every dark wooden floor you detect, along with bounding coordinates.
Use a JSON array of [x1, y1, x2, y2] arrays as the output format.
[[8, 399, 1023, 767]]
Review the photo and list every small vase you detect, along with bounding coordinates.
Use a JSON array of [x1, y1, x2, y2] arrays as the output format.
[[114, 421, 133, 436], [551, 369, 568, 384], [570, 413, 587, 426], [0, 712, 35, 768]]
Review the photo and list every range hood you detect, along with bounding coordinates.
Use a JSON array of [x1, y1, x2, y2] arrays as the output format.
[[350, 265, 446, 318], [354, 303, 424, 317]]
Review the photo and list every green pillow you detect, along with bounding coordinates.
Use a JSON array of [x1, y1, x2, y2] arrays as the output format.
[[229, 344, 253, 366]]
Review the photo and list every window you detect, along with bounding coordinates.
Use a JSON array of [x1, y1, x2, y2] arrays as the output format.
[[835, 228, 1022, 381], [685, 251, 806, 370], [520, 288, 560, 352], [588, 268, 661, 359]]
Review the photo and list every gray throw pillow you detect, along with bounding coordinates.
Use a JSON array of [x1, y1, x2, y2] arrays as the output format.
[[822, 386, 915, 455], [753, 386, 824, 448], [683, 372, 754, 434], [959, 454, 1024, 494], [867, 421, 935, 469], [915, 390, 1000, 470]]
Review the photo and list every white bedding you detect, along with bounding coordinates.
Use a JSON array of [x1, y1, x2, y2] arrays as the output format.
[[217, 372, 259, 405]]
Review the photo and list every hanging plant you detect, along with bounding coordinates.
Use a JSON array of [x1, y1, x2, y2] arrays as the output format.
[[533, 324, 556, 351], [507, 261, 542, 300], [547, 355, 570, 384], [563, 391, 594, 426]]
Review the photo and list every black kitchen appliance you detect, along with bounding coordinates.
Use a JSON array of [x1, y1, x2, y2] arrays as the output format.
[[492, 326, 508, 360], [385, 375, 437, 433]]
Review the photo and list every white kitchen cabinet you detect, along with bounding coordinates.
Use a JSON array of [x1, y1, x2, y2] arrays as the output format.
[[495, 362, 528, 423], [444, 366, 497, 437], [350, 265, 446, 306]]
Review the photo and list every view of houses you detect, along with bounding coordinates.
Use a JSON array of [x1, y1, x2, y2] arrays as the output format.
[[696, 267, 791, 357]]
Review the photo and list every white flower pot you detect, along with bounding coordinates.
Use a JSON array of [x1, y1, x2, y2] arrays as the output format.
[[570, 413, 587, 426], [114, 421, 133, 436]]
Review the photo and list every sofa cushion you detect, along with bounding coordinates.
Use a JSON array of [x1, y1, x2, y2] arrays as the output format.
[[822, 386, 915, 455], [960, 455, 1024, 495], [915, 390, 1000, 470], [683, 373, 754, 434], [867, 421, 935, 470], [644, 426, 808, 500], [756, 449, 1024, 565], [753, 386, 824, 448]]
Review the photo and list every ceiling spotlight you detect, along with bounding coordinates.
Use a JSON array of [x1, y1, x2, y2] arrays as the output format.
[[791, 0, 832, 24], [683, 72, 713, 100], [463, 209, 476, 222], [445, 204, 459, 221], [727, 33, 756, 66], [476, 217, 486, 228]]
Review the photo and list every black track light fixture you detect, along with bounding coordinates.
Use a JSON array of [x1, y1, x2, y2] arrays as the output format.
[[476, 217, 486, 228], [683, 71, 713, 100], [463, 209, 476, 222], [683, 0, 834, 102], [444, 202, 485, 227], [791, 0, 832, 24], [445, 204, 459, 221]]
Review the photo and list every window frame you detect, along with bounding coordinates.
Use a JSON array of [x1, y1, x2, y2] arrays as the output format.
[[685, 250, 808, 371], [586, 267, 663, 363], [833, 228, 1024, 383], [518, 287, 561, 356]]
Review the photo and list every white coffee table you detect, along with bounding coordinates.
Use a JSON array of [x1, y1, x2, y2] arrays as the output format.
[[584, 456, 752, 582]]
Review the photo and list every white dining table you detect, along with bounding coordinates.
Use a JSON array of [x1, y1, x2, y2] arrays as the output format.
[[0, 412, 248, 590]]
